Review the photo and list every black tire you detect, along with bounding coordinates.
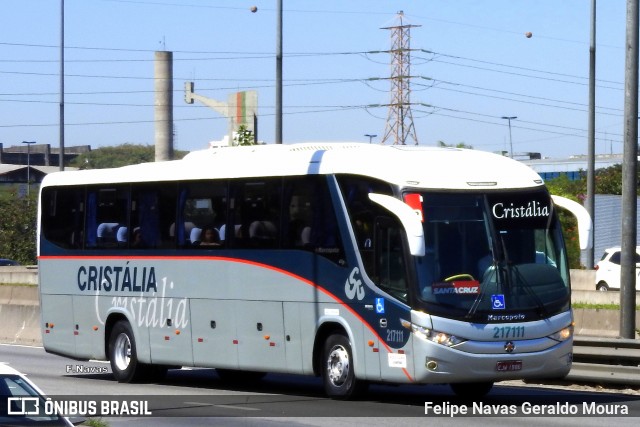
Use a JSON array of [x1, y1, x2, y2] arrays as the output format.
[[450, 381, 494, 398], [596, 282, 609, 291], [322, 333, 367, 399], [108, 320, 146, 383]]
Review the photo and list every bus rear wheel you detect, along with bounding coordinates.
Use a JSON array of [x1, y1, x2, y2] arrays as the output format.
[[109, 320, 145, 383], [450, 381, 494, 398], [322, 333, 367, 399]]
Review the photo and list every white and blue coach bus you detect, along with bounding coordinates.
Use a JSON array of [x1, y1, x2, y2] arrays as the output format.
[[37, 143, 591, 398]]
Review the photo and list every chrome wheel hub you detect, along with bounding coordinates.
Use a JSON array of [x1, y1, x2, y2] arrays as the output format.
[[327, 345, 350, 386]]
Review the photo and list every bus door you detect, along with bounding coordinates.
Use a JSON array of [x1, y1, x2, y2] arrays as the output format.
[[371, 216, 414, 382]]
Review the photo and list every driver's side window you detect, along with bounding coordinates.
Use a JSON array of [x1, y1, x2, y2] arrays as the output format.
[[336, 175, 408, 303], [374, 216, 409, 303]]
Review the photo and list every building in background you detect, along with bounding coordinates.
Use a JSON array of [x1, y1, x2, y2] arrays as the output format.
[[522, 153, 625, 181], [0, 143, 86, 190]]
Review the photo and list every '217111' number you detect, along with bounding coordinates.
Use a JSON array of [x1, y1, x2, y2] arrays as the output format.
[[493, 326, 525, 339]]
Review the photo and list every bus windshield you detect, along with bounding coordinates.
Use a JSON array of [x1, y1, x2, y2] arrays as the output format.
[[411, 189, 570, 322]]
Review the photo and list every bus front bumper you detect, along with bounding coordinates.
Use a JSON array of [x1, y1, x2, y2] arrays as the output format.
[[411, 337, 573, 384]]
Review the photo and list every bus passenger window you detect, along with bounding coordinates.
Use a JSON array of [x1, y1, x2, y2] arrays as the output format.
[[41, 187, 85, 249], [283, 176, 344, 264], [179, 180, 227, 249], [88, 187, 129, 249], [285, 191, 312, 248], [130, 184, 178, 249], [229, 179, 280, 249]]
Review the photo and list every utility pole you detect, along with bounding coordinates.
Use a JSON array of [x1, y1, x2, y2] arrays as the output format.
[[22, 141, 36, 200], [275, 0, 283, 144], [501, 116, 517, 158], [586, 0, 597, 269], [381, 11, 420, 145], [620, 0, 638, 339]]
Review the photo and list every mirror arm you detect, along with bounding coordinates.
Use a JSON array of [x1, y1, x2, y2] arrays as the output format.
[[368, 193, 425, 256], [551, 195, 593, 251]]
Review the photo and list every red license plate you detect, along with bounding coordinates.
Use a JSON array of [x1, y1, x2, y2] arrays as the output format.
[[496, 360, 522, 372]]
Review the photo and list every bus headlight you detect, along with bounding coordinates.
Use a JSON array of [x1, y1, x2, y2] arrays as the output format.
[[548, 325, 573, 342], [401, 319, 466, 347], [428, 330, 465, 347]]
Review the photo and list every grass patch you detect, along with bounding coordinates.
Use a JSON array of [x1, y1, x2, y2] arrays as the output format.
[[0, 283, 36, 287], [573, 302, 640, 310], [84, 418, 109, 427]]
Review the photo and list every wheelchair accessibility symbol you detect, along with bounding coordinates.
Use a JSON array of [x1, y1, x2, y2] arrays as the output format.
[[491, 294, 506, 310], [375, 298, 385, 314]]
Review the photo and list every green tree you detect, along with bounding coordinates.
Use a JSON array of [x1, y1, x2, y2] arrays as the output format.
[[544, 161, 640, 268], [233, 125, 255, 146], [594, 164, 623, 195], [437, 141, 473, 149], [69, 144, 188, 169], [0, 191, 37, 265]]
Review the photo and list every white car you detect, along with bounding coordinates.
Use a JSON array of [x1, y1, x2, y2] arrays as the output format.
[[0, 363, 74, 426], [594, 246, 640, 291]]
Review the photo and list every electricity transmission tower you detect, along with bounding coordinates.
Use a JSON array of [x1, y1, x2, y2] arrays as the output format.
[[380, 11, 420, 145]]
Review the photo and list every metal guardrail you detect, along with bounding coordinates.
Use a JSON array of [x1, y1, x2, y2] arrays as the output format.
[[565, 336, 640, 386]]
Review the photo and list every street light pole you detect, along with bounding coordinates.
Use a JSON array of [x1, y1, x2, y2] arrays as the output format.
[[22, 141, 36, 199], [501, 116, 517, 158], [59, 0, 65, 170], [364, 134, 377, 144]]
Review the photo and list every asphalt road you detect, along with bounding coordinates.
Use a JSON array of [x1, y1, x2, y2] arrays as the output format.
[[1, 344, 640, 426]]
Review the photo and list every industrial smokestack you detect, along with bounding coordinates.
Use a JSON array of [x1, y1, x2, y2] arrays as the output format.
[[154, 51, 173, 161]]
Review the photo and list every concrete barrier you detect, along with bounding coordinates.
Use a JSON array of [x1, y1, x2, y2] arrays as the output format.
[[0, 285, 41, 346], [0, 266, 38, 285], [570, 269, 596, 291], [573, 308, 640, 338]]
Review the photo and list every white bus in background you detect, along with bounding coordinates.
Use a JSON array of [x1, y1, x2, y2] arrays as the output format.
[[37, 143, 591, 399]]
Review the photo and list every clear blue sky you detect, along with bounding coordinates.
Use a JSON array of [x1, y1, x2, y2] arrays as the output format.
[[0, 0, 631, 158]]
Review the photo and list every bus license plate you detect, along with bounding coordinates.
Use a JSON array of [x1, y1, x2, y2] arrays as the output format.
[[496, 360, 522, 372]]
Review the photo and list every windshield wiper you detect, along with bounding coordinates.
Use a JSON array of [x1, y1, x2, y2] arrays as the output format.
[[464, 196, 514, 320], [465, 258, 500, 319]]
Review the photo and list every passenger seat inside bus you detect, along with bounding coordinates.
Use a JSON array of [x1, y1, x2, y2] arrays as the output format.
[[300, 226, 311, 247], [249, 220, 277, 247], [190, 227, 202, 245], [116, 226, 128, 247], [96, 222, 121, 247]]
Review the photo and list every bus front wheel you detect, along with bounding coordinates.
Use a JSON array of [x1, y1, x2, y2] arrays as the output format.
[[108, 320, 143, 383], [322, 333, 367, 399]]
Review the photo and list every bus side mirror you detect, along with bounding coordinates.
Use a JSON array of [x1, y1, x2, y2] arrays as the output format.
[[551, 195, 593, 251], [368, 193, 425, 256]]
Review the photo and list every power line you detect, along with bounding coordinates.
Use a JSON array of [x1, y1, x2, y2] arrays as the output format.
[[415, 103, 623, 144], [424, 82, 624, 118], [422, 49, 624, 87]]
